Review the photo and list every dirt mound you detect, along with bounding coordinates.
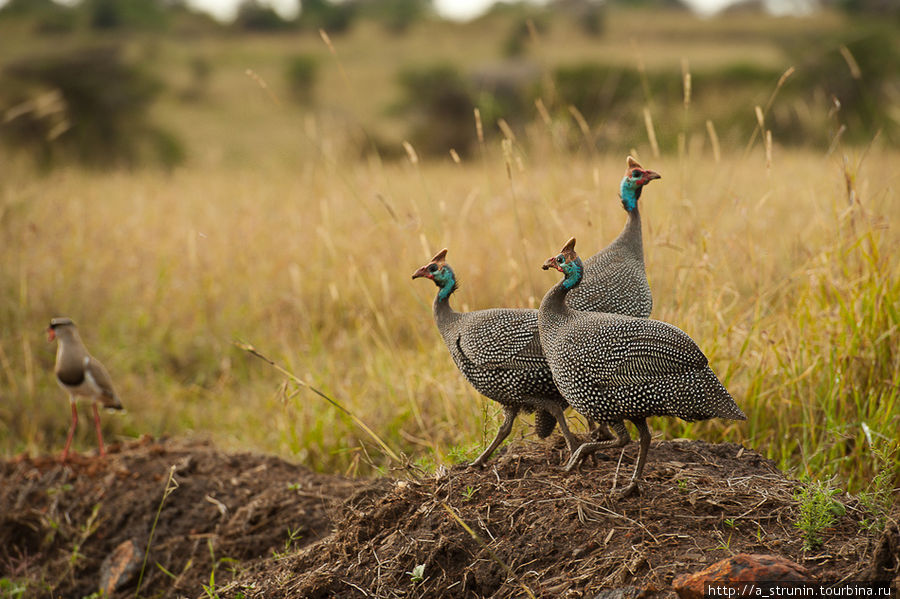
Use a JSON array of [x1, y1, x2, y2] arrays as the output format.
[[0, 436, 374, 598], [228, 438, 890, 598], [0, 437, 894, 598]]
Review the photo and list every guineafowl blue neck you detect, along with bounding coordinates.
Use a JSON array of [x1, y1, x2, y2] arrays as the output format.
[[562, 257, 584, 290], [620, 178, 643, 212], [540, 256, 583, 325], [435, 265, 457, 302], [432, 266, 461, 329]]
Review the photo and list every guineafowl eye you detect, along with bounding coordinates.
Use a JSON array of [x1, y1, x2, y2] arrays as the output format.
[[631, 169, 641, 177], [556, 254, 565, 264], [428, 264, 438, 272]]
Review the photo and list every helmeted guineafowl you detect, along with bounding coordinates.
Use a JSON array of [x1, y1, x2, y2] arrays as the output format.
[[413, 249, 581, 467], [538, 238, 746, 496], [567, 156, 660, 442], [567, 155, 659, 318]]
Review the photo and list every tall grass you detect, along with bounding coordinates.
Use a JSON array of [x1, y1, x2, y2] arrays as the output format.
[[1, 135, 896, 495], [0, 11, 897, 499]]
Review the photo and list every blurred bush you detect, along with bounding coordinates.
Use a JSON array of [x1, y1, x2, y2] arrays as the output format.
[[298, 0, 356, 35], [234, 0, 293, 31], [285, 54, 319, 105], [355, 0, 432, 35], [554, 0, 606, 37], [0, 45, 184, 169], [784, 25, 900, 144], [0, 0, 78, 33], [394, 64, 475, 156], [501, 12, 550, 57], [471, 60, 540, 129], [179, 55, 213, 103], [84, 0, 169, 31]]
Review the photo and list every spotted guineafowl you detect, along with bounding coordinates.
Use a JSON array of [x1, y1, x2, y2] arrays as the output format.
[[568, 155, 659, 318], [413, 249, 581, 467], [538, 238, 746, 496], [567, 155, 660, 442]]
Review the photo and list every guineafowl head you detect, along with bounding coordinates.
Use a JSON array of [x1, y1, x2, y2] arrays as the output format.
[[542, 237, 584, 289], [412, 248, 458, 301], [620, 155, 661, 212]]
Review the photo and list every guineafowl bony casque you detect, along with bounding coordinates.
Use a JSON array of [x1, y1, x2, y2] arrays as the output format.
[[538, 238, 746, 497], [413, 249, 582, 467], [48, 317, 123, 462]]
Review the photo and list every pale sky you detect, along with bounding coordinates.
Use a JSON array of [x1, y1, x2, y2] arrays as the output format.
[[183, 0, 767, 22], [0, 0, 811, 22]]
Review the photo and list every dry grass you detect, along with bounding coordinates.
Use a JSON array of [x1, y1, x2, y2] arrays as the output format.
[[1, 137, 897, 488], [0, 10, 897, 497]]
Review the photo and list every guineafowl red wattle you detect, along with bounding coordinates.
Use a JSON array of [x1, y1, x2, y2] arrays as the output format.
[[413, 249, 581, 467], [538, 238, 746, 497]]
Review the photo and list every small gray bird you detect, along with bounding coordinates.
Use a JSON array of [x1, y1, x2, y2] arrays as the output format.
[[47, 318, 123, 461]]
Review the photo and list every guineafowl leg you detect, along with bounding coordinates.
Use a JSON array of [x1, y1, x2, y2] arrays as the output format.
[[470, 406, 519, 468], [618, 418, 651, 498], [564, 421, 631, 472], [534, 400, 581, 456]]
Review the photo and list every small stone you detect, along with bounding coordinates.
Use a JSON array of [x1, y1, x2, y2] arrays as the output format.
[[673, 554, 811, 599], [99, 539, 144, 595]]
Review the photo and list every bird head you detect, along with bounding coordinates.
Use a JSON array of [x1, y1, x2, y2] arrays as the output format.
[[412, 248, 458, 300], [542, 237, 584, 289], [47, 317, 75, 342], [619, 155, 661, 212]]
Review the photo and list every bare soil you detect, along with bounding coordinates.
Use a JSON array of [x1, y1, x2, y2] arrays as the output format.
[[1, 436, 896, 598]]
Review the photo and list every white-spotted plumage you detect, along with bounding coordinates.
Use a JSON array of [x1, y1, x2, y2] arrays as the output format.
[[538, 239, 746, 496], [413, 251, 581, 467]]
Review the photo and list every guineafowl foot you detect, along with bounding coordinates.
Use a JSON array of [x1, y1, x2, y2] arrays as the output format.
[[564, 443, 595, 471], [616, 481, 641, 498], [565, 421, 632, 472], [468, 456, 487, 469], [469, 406, 519, 468]]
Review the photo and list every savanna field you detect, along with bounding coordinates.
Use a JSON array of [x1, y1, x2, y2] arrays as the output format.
[[0, 4, 899, 596]]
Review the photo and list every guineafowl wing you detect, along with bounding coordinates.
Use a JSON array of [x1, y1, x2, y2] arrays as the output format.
[[566, 316, 708, 386], [457, 308, 546, 369]]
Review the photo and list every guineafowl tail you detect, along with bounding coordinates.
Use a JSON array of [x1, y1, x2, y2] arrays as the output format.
[[593, 368, 746, 422], [668, 368, 746, 421], [534, 409, 558, 439]]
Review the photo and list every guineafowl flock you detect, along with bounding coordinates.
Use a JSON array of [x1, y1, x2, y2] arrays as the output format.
[[414, 155, 746, 496], [46, 154, 744, 495]]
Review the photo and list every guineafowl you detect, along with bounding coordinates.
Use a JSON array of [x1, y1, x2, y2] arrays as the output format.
[[538, 238, 746, 496], [413, 249, 581, 467], [568, 155, 660, 441], [568, 155, 659, 318]]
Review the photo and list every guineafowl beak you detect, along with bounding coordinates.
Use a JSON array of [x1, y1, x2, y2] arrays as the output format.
[[643, 170, 661, 183], [542, 257, 562, 272], [411, 266, 433, 280], [47, 327, 56, 342]]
